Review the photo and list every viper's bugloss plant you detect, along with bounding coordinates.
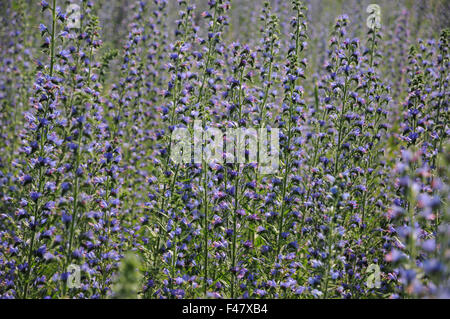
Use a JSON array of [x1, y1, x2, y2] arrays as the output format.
[[0, 0, 448, 300], [386, 28, 449, 298]]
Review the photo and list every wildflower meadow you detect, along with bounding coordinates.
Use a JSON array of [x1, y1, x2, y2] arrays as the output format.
[[0, 0, 448, 300]]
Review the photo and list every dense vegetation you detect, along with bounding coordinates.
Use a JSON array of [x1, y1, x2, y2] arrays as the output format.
[[0, 0, 448, 299]]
